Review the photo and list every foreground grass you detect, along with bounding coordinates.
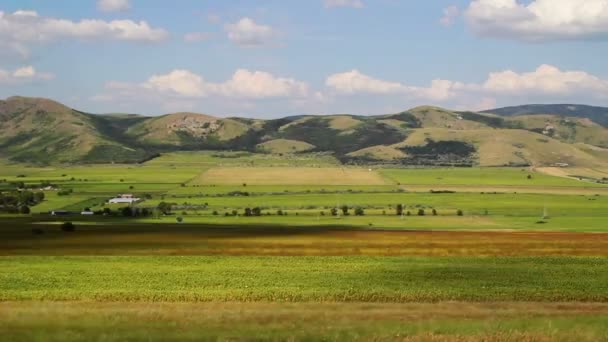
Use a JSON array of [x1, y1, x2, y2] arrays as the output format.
[[2, 302, 608, 341], [1, 256, 607, 302]]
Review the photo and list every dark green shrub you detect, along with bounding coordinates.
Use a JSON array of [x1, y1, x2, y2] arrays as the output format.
[[61, 222, 75, 232]]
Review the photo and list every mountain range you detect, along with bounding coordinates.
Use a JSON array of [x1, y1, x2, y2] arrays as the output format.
[[1, 96, 607, 167]]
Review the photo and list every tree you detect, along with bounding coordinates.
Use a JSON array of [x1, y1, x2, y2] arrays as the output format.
[[330, 208, 338, 216], [157, 202, 172, 215], [341, 205, 349, 216], [212, 210, 219, 216], [396, 204, 404, 216], [19, 205, 30, 214], [244, 208, 253, 217], [34, 192, 45, 203], [432, 209, 437, 216], [457, 209, 464, 216], [406, 211, 411, 216], [121, 206, 133, 217], [277, 209, 284, 216], [61, 222, 75, 232], [252, 207, 262, 216], [354, 207, 365, 216], [417, 209, 425, 216], [176, 216, 183, 223], [103, 208, 112, 216]]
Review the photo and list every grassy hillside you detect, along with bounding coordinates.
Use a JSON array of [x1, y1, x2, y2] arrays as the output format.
[[0, 97, 151, 164], [395, 128, 608, 167], [2, 96, 608, 167], [485, 104, 608, 127]]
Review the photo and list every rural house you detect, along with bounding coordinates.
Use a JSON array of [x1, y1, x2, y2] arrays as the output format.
[[108, 194, 140, 204]]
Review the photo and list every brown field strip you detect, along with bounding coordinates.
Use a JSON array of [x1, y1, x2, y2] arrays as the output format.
[[2, 224, 608, 256], [2, 302, 608, 341], [3, 301, 608, 322]]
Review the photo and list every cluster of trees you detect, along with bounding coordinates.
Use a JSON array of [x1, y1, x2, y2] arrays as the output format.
[[394, 204, 463, 217], [83, 207, 153, 218], [0, 190, 45, 214], [329, 206, 365, 216]]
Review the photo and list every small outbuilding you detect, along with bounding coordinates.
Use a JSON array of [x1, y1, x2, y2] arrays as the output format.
[[108, 194, 140, 204]]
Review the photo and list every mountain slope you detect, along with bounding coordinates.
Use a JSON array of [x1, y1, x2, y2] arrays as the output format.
[[484, 104, 608, 127], [0, 97, 152, 164], [1, 96, 608, 168]]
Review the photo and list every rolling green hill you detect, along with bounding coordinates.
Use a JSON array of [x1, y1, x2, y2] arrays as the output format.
[[0, 97, 152, 164], [1, 96, 608, 167]]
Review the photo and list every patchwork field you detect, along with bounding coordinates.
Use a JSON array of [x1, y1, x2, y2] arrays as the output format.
[[2, 152, 608, 340]]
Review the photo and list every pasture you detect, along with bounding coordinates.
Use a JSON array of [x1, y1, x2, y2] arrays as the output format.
[[2, 152, 608, 340]]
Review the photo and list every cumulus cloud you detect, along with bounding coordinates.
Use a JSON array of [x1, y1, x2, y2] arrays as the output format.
[[0, 65, 54, 83], [440, 5, 461, 27], [483, 64, 608, 96], [324, 0, 364, 9], [143, 70, 209, 97], [225, 17, 277, 47], [97, 0, 130, 13], [464, 0, 608, 41], [326, 70, 469, 101], [97, 68, 310, 101], [326, 65, 608, 105], [326, 70, 407, 94], [0, 9, 168, 56], [218, 69, 309, 98]]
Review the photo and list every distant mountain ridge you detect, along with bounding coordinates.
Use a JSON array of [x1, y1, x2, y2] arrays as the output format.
[[1, 96, 608, 168], [484, 104, 608, 127]]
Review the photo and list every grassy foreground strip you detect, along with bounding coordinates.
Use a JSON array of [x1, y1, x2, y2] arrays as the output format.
[[2, 256, 607, 302], [1, 302, 608, 341]]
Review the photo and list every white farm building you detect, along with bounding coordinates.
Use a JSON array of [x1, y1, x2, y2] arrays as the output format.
[[108, 194, 140, 204]]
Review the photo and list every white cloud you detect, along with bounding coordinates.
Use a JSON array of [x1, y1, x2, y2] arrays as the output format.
[[326, 70, 406, 94], [225, 17, 277, 47], [184, 32, 213, 43], [0, 9, 168, 56], [483, 64, 608, 96], [326, 65, 608, 106], [218, 69, 309, 98], [326, 70, 468, 101], [440, 5, 461, 27], [98, 68, 310, 101], [97, 0, 130, 13], [143, 70, 209, 97], [464, 0, 608, 41], [324, 0, 364, 9], [0, 65, 53, 83]]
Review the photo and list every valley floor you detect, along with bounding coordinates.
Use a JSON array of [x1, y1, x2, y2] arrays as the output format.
[[2, 155, 608, 340]]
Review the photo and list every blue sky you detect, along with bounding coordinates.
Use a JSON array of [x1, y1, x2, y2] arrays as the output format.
[[1, 0, 608, 117]]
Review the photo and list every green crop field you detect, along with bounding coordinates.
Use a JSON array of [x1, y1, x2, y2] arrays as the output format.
[[2, 153, 608, 340], [381, 167, 607, 187]]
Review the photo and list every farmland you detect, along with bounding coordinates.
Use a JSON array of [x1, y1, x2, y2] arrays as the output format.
[[1, 152, 608, 340]]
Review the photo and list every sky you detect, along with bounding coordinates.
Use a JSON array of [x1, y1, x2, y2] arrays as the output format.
[[1, 0, 608, 117]]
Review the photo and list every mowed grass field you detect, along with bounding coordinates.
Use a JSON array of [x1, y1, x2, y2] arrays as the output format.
[[2, 153, 608, 340]]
